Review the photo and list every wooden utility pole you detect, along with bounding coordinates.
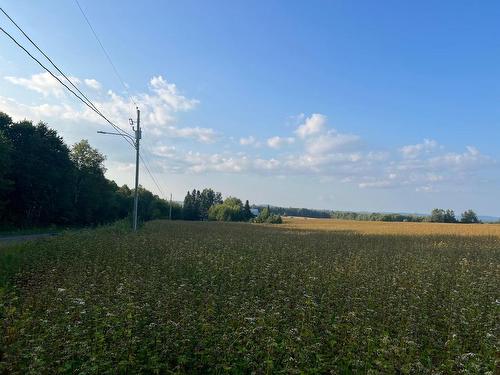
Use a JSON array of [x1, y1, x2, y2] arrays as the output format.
[[169, 193, 172, 220], [132, 108, 141, 231]]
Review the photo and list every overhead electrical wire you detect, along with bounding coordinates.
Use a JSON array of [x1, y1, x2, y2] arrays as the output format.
[[141, 138, 173, 198], [74, 0, 138, 108], [139, 153, 165, 198], [0, 8, 131, 136], [72, 1, 171, 199], [1, 5, 169, 200], [0, 12, 135, 147]]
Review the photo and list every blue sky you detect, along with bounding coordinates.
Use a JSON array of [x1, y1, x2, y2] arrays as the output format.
[[1, 1, 499, 215]]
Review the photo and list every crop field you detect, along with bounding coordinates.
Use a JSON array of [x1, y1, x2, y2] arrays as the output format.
[[282, 217, 500, 237], [0, 220, 499, 373]]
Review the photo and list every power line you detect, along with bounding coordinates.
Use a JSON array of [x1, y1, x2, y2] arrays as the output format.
[[2, 6, 169, 204], [0, 25, 134, 148], [139, 153, 165, 198], [72, 1, 171, 201], [74, 0, 137, 108], [0, 7, 131, 138], [0, 8, 134, 147], [141, 140, 174, 199]]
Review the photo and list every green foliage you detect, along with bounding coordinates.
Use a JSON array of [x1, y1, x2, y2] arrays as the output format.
[[70, 140, 114, 225], [253, 206, 283, 224], [3, 120, 75, 226], [430, 209, 459, 223], [208, 197, 245, 222], [136, 187, 182, 222], [0, 130, 13, 220], [0, 112, 12, 132], [461, 209, 480, 224], [183, 188, 223, 220], [243, 200, 253, 221], [0, 221, 498, 372], [183, 190, 256, 222], [255, 205, 331, 219], [70, 139, 106, 173], [0, 111, 175, 228], [331, 211, 426, 222]]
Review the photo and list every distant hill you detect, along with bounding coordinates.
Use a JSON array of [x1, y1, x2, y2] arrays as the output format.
[[478, 216, 500, 223]]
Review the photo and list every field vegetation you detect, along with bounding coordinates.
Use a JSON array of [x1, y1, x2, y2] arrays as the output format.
[[283, 217, 500, 237], [1, 219, 498, 373]]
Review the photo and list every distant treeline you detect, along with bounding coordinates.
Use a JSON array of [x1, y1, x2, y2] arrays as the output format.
[[331, 209, 481, 224], [0, 111, 181, 228], [254, 204, 482, 224], [330, 211, 426, 222], [255, 205, 331, 219]]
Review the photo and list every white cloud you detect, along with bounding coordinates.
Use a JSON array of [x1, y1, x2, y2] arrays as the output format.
[[305, 131, 360, 154], [149, 75, 199, 112], [165, 125, 217, 143], [429, 146, 490, 169], [400, 139, 438, 159], [360, 144, 495, 191], [359, 180, 393, 189], [5, 72, 80, 98], [152, 145, 176, 158], [0, 95, 83, 121], [267, 136, 294, 149], [254, 158, 281, 170], [84, 78, 101, 90], [2, 73, 213, 143], [295, 113, 327, 138], [240, 136, 257, 146], [2, 74, 497, 196]]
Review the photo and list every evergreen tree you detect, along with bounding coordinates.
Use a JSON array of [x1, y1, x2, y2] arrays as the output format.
[[183, 190, 196, 220], [243, 200, 253, 221]]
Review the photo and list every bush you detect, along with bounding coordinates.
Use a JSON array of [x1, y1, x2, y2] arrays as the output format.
[[253, 206, 282, 224], [208, 197, 246, 222]]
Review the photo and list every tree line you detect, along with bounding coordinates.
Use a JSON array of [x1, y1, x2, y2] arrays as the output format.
[[257, 204, 484, 224], [0, 112, 180, 228], [331, 211, 426, 222], [428, 208, 480, 224], [182, 189, 282, 223], [331, 209, 481, 223], [2, 111, 480, 228], [255, 205, 331, 219], [0, 111, 281, 228]]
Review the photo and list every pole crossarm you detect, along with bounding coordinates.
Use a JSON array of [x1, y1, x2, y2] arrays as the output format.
[[96, 130, 136, 146]]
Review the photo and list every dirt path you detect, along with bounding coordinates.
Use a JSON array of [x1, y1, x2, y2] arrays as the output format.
[[0, 233, 58, 246]]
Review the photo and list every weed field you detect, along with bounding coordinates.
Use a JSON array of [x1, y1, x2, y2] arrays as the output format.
[[0, 220, 499, 373]]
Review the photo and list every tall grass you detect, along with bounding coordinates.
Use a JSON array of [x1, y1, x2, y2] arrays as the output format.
[[1, 220, 498, 373]]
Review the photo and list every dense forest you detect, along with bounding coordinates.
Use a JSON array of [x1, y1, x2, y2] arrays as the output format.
[[0, 111, 180, 228]]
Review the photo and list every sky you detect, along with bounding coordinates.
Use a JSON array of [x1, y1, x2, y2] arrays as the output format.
[[1, 1, 499, 215]]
